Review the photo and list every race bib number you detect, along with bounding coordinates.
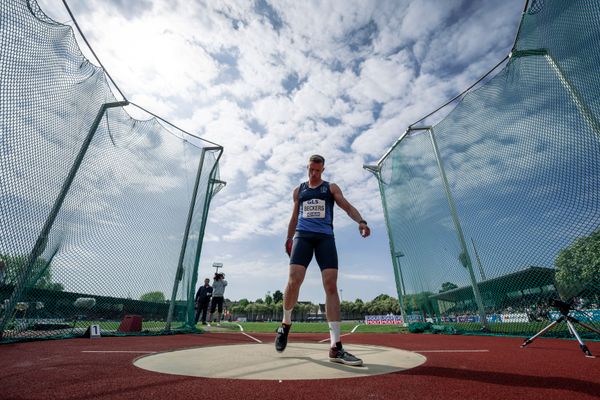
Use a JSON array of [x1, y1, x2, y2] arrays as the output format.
[[303, 199, 325, 218]]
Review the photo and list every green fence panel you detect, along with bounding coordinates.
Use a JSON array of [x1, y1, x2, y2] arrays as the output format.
[[0, 0, 223, 342], [371, 0, 600, 337]]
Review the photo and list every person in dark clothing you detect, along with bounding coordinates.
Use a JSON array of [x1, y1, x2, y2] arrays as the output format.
[[194, 278, 213, 325]]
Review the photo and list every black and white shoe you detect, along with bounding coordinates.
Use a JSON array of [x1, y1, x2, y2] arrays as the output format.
[[329, 347, 363, 366], [275, 323, 291, 352]]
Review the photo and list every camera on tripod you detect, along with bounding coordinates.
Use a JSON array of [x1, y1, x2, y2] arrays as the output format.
[[521, 296, 600, 357], [548, 298, 572, 315]]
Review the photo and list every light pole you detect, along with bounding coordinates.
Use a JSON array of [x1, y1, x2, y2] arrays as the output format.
[[340, 288, 343, 302], [394, 251, 408, 326]]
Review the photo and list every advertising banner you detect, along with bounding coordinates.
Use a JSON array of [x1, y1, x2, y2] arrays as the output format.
[[365, 315, 404, 325]]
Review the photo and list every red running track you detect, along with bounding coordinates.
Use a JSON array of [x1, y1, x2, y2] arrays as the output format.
[[1, 333, 599, 400]]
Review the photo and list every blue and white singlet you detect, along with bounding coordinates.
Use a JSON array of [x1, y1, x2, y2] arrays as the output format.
[[295, 181, 335, 236]]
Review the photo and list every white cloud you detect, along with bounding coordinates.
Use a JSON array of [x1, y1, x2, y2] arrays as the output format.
[[27, 0, 524, 303], [349, 54, 414, 104]]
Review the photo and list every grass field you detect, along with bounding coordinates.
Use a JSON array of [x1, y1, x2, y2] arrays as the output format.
[[202, 321, 599, 339], [203, 321, 408, 334], [69, 320, 597, 339], [68, 320, 405, 334]]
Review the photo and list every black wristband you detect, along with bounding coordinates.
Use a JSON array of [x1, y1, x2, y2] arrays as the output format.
[[359, 220, 367, 225]]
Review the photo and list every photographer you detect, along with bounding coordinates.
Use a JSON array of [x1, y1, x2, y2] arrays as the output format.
[[207, 272, 227, 326]]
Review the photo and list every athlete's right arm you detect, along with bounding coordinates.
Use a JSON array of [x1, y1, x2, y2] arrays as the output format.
[[287, 187, 299, 238], [285, 187, 300, 255]]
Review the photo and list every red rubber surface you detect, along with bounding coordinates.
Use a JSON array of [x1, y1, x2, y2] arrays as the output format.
[[1, 333, 598, 400]]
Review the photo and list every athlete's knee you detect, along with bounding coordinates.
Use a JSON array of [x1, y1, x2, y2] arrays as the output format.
[[286, 276, 302, 292], [322, 277, 338, 295], [287, 265, 306, 287]]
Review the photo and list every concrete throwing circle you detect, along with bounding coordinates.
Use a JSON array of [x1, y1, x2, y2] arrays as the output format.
[[134, 342, 426, 380]]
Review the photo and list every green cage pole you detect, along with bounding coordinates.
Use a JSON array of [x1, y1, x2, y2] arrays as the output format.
[[0, 101, 128, 338], [165, 146, 222, 330], [425, 126, 489, 330], [364, 164, 408, 326], [395, 251, 407, 302], [185, 149, 224, 328], [511, 48, 600, 139], [471, 238, 487, 281]]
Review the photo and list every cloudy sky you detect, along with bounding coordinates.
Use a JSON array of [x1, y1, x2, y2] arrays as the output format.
[[36, 0, 524, 303]]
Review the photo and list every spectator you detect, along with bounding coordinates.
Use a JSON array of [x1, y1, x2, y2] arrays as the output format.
[[207, 272, 227, 326], [194, 278, 213, 325]]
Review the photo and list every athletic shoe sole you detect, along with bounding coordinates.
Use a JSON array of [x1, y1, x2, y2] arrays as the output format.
[[329, 356, 363, 366]]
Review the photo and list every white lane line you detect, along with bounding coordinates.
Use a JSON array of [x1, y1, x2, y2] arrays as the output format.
[[242, 332, 262, 343], [318, 332, 352, 343], [317, 323, 362, 342], [416, 349, 489, 353], [233, 323, 262, 343], [81, 351, 157, 353]]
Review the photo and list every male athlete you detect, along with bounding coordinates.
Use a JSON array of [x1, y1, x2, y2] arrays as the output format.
[[275, 154, 370, 366]]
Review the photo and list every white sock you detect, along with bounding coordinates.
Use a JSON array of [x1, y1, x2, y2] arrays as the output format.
[[282, 308, 293, 325], [328, 321, 341, 348]]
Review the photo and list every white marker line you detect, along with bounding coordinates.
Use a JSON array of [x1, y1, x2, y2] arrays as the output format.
[[416, 349, 489, 353], [242, 332, 262, 343], [318, 332, 352, 343], [81, 351, 157, 353], [233, 323, 262, 343], [317, 324, 361, 343]]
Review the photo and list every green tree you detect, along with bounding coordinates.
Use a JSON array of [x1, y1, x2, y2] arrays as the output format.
[[272, 300, 283, 321], [365, 299, 384, 314], [439, 282, 458, 293], [229, 304, 245, 319], [238, 298, 249, 307], [254, 303, 269, 320], [294, 302, 314, 321], [140, 291, 166, 303], [352, 299, 365, 316], [555, 229, 600, 298], [265, 293, 273, 305], [415, 291, 435, 317], [272, 290, 283, 303], [1, 254, 64, 291], [373, 294, 391, 302], [246, 303, 256, 321], [383, 297, 400, 314]]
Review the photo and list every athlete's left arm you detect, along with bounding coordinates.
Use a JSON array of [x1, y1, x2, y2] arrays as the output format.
[[330, 183, 371, 237]]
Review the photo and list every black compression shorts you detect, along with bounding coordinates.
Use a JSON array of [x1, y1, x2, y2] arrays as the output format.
[[289, 232, 338, 270]]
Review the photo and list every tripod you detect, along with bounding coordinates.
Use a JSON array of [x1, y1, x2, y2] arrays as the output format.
[[521, 298, 600, 358]]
